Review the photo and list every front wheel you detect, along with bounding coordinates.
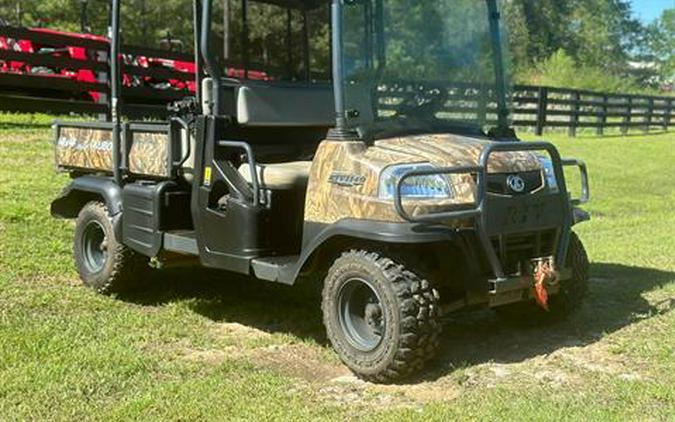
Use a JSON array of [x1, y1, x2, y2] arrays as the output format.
[[74, 201, 148, 295], [322, 250, 441, 383]]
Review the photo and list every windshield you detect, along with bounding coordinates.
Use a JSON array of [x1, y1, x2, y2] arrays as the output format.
[[341, 0, 512, 139]]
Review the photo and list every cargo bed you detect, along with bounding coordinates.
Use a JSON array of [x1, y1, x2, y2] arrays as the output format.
[[54, 120, 183, 179]]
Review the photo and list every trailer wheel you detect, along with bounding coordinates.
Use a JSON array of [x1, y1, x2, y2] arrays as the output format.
[[322, 250, 441, 383], [74, 201, 148, 295], [495, 232, 589, 325]]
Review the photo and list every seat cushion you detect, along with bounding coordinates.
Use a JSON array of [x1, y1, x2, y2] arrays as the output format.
[[238, 161, 313, 190]]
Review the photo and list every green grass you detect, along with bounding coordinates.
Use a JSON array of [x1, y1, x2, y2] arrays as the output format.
[[0, 113, 673, 421]]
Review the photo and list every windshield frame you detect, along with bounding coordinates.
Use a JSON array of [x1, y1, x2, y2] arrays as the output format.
[[330, 0, 512, 140]]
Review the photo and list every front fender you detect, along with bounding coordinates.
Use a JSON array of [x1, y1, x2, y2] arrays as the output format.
[[278, 219, 456, 284]]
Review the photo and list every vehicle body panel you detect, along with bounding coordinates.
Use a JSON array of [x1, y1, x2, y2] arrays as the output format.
[[305, 134, 542, 225]]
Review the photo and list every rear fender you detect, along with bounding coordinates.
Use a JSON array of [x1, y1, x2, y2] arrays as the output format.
[[51, 175, 123, 238]]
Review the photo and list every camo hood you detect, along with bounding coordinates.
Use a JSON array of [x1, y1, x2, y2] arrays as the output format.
[[369, 133, 542, 173]]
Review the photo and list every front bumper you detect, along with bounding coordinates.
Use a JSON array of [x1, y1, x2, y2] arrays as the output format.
[[393, 141, 589, 294]]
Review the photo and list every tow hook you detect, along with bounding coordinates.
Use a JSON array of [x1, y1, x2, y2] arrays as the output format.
[[533, 259, 558, 311]]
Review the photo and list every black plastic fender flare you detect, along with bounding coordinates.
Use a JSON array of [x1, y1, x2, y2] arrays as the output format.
[[278, 219, 457, 284], [51, 175, 123, 238]]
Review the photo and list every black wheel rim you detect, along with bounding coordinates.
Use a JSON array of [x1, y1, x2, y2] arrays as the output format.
[[82, 221, 108, 274], [337, 278, 385, 352]]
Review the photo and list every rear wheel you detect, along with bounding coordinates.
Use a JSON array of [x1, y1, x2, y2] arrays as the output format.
[[495, 232, 589, 325], [74, 202, 148, 295], [322, 250, 441, 383]]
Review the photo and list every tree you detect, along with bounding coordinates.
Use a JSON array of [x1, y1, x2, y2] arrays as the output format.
[[648, 8, 675, 84], [503, 0, 647, 78]]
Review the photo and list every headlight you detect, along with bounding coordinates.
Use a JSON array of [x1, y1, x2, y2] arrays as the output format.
[[379, 163, 454, 200], [537, 156, 559, 192]]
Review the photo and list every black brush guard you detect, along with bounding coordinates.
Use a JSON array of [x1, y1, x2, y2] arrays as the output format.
[[393, 141, 589, 293]]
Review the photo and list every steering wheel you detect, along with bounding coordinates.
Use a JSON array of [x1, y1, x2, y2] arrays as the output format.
[[396, 85, 448, 118]]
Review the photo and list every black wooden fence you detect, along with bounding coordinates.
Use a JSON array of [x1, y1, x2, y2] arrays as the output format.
[[512, 85, 672, 137], [0, 26, 673, 136]]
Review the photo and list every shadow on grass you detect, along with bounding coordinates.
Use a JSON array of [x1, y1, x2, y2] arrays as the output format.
[[120, 262, 674, 381], [0, 122, 53, 131], [424, 263, 674, 381], [122, 267, 327, 344]]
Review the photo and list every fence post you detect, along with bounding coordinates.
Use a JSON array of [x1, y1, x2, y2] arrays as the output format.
[[645, 97, 654, 133], [569, 91, 580, 138], [664, 98, 672, 132], [597, 95, 608, 136], [597, 95, 609, 135], [535, 86, 548, 136], [621, 97, 632, 135], [477, 85, 487, 128]]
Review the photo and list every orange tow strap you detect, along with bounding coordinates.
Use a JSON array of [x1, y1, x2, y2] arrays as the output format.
[[533, 261, 557, 311]]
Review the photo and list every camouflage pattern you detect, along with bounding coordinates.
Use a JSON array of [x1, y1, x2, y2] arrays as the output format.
[[305, 133, 543, 226], [128, 132, 170, 177], [56, 127, 114, 172], [56, 126, 170, 178]]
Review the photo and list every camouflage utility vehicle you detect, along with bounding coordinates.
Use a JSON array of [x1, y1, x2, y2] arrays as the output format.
[[51, 0, 590, 382]]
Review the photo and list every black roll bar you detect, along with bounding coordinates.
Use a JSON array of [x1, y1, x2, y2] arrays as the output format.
[[486, 0, 510, 134], [110, 0, 122, 185], [200, 0, 223, 115], [193, 0, 204, 108], [242, 0, 250, 79], [330, 0, 347, 131]]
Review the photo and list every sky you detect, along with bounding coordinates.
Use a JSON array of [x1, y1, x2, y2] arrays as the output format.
[[631, 0, 673, 23]]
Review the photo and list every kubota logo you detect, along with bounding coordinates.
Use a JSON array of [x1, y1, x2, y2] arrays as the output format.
[[506, 175, 526, 193]]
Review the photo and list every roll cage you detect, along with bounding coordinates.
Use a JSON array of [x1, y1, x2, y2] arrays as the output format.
[[196, 0, 512, 136]]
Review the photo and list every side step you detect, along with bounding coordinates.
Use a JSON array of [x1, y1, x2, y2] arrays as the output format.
[[251, 256, 300, 285], [163, 230, 199, 255]]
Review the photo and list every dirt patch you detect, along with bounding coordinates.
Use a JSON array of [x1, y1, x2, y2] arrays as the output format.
[[315, 374, 460, 410], [550, 343, 641, 379], [317, 382, 417, 411], [174, 318, 646, 408], [254, 343, 349, 383], [377, 380, 460, 404], [652, 297, 675, 316], [175, 321, 273, 366], [451, 340, 643, 393], [175, 321, 459, 407], [176, 322, 347, 382], [181, 348, 231, 366], [210, 322, 274, 343]]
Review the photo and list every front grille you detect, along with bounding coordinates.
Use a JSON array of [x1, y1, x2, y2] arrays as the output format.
[[491, 229, 557, 275], [487, 170, 544, 196]]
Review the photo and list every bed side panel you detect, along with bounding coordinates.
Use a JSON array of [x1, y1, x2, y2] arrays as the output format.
[[56, 126, 114, 172], [128, 131, 170, 178]]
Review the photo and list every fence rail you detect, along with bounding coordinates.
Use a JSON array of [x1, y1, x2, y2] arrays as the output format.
[[0, 25, 195, 118], [512, 85, 672, 136], [0, 26, 672, 136]]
